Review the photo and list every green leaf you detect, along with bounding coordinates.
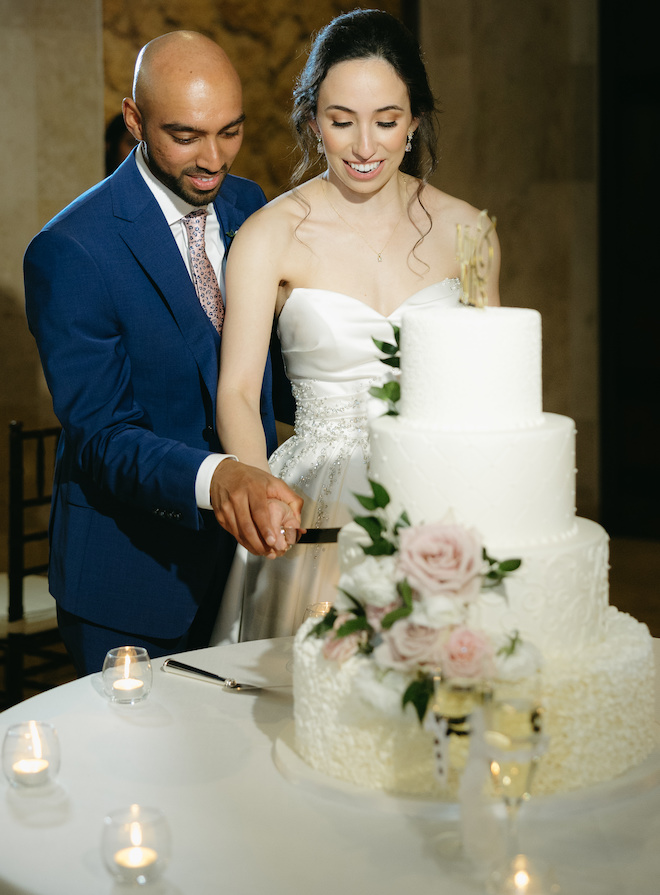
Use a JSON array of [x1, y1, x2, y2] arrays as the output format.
[[363, 537, 397, 556], [381, 602, 412, 629], [397, 578, 414, 605], [402, 676, 434, 724], [370, 480, 390, 508], [372, 337, 399, 356], [381, 578, 414, 629], [354, 514, 385, 542], [354, 493, 378, 511], [499, 559, 522, 573], [497, 629, 521, 657], [336, 590, 367, 615], [381, 356, 400, 368], [336, 616, 370, 637], [308, 606, 338, 638]]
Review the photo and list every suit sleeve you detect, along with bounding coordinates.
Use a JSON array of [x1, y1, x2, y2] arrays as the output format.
[[24, 227, 208, 531]]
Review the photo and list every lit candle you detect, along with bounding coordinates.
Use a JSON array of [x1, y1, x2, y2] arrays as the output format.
[[114, 820, 158, 873], [12, 757, 50, 786], [114, 846, 158, 870], [112, 678, 144, 695], [112, 653, 144, 697]]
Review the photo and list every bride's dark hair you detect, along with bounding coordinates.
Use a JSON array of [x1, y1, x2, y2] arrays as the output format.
[[291, 9, 439, 186]]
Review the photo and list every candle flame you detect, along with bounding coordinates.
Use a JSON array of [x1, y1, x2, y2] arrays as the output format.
[[123, 654, 131, 680], [29, 720, 43, 760], [130, 821, 143, 847], [514, 868, 530, 890]]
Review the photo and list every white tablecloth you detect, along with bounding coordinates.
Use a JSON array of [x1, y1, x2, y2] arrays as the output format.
[[0, 638, 659, 895]]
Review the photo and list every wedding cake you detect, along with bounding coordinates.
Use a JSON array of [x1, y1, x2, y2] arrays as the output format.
[[293, 304, 655, 796]]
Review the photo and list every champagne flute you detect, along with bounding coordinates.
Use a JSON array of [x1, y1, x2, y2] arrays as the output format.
[[484, 684, 558, 894], [301, 601, 333, 624], [287, 602, 334, 673], [428, 676, 493, 863]]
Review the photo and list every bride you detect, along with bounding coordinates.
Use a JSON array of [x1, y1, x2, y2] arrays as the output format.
[[212, 9, 500, 642]]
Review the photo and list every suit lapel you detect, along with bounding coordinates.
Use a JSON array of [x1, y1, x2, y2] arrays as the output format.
[[111, 161, 220, 403]]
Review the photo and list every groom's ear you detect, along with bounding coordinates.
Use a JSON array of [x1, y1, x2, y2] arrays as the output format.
[[122, 98, 144, 143]]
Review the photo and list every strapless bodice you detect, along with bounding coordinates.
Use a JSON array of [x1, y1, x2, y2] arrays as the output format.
[[278, 279, 462, 385]]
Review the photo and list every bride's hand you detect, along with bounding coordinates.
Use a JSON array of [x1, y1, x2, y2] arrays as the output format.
[[210, 459, 303, 557], [266, 500, 306, 554]]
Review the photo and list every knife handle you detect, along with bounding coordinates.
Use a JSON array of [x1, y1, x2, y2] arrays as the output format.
[[162, 658, 234, 686]]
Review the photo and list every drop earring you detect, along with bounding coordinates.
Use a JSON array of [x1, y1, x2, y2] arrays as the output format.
[[316, 133, 324, 155], [405, 130, 414, 153]]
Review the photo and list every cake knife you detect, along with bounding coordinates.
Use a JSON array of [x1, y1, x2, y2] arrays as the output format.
[[296, 528, 341, 543], [161, 658, 261, 690]]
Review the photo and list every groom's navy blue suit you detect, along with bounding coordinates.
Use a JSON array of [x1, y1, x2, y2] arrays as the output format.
[[24, 151, 278, 659]]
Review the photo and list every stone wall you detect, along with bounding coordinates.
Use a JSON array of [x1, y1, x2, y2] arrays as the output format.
[[103, 0, 403, 200], [0, 0, 103, 572]]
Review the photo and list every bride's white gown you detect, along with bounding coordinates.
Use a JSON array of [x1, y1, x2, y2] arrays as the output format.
[[212, 279, 461, 643]]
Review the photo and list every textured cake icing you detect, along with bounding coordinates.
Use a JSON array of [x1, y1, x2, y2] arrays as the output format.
[[294, 609, 654, 796], [293, 304, 656, 796]]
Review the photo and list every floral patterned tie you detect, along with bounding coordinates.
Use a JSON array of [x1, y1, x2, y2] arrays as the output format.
[[183, 209, 224, 333]]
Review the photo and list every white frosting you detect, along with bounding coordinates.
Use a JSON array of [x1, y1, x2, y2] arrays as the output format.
[[400, 305, 543, 430], [370, 412, 577, 549], [293, 609, 655, 796], [292, 302, 656, 797]]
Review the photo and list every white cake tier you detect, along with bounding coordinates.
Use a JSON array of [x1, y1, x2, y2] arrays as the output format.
[[369, 412, 577, 550], [339, 517, 609, 655], [467, 517, 609, 654], [400, 305, 543, 430], [293, 609, 655, 797]]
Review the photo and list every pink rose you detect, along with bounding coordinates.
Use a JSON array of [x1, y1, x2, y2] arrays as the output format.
[[397, 522, 483, 603], [322, 613, 367, 663], [365, 600, 400, 633], [439, 627, 495, 680], [375, 619, 446, 672]]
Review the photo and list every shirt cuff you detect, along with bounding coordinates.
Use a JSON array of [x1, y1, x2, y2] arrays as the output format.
[[195, 453, 238, 510]]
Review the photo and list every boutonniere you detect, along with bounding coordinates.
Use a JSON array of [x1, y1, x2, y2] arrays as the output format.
[[225, 228, 238, 249]]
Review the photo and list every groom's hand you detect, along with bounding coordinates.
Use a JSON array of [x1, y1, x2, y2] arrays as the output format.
[[210, 459, 303, 557]]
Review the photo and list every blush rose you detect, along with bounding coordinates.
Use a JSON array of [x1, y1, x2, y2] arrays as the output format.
[[439, 626, 495, 679], [397, 522, 483, 603]]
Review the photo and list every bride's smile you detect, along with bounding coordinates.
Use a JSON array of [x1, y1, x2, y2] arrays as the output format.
[[312, 57, 417, 199]]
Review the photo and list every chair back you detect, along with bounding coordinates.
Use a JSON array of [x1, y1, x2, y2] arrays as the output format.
[[8, 420, 61, 620]]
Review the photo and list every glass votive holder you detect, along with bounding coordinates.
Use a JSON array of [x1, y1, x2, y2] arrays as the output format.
[[2, 721, 60, 788], [102, 646, 152, 704], [102, 804, 171, 886]]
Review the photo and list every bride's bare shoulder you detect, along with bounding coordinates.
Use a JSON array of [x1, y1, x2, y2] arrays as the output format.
[[416, 183, 495, 229], [234, 178, 322, 242]]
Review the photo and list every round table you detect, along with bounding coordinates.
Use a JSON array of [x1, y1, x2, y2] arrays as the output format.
[[1, 637, 659, 895]]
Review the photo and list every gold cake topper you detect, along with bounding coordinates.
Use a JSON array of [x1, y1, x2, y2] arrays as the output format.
[[455, 210, 497, 308]]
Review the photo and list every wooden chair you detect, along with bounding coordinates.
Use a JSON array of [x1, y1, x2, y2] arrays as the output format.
[[0, 420, 74, 707]]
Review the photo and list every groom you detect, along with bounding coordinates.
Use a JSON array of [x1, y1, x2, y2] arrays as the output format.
[[24, 32, 301, 675]]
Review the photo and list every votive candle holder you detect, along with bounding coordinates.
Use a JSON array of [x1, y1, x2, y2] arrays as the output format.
[[102, 646, 152, 704], [2, 720, 60, 788]]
